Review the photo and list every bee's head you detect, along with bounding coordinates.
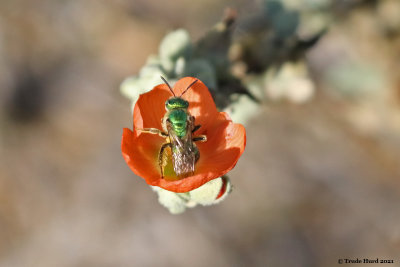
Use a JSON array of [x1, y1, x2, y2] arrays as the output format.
[[161, 76, 198, 110], [165, 97, 189, 110]]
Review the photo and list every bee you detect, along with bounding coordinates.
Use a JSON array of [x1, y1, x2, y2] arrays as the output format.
[[136, 77, 207, 178]]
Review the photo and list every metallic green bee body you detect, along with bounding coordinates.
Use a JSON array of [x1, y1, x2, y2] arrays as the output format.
[[164, 107, 199, 177], [137, 78, 207, 178], [166, 101, 188, 138]]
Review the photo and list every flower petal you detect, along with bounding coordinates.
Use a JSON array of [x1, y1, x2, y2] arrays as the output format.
[[133, 84, 171, 129], [173, 77, 219, 134], [196, 112, 246, 177], [122, 128, 164, 184]]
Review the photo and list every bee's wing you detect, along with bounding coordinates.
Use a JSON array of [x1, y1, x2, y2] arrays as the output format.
[[167, 119, 197, 177]]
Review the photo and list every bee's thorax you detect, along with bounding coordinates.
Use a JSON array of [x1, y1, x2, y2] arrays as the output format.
[[168, 109, 187, 138]]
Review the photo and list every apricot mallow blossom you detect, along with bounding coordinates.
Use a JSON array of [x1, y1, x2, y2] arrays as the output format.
[[121, 77, 246, 213]]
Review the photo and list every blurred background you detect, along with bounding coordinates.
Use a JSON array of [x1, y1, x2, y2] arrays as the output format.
[[1, 0, 400, 266]]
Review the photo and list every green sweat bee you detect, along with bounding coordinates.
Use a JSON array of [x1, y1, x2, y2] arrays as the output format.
[[137, 77, 207, 178]]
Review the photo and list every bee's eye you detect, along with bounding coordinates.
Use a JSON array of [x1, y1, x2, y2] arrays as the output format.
[[165, 100, 172, 109]]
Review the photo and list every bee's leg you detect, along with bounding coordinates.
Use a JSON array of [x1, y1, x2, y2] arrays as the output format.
[[190, 115, 201, 133], [192, 125, 201, 133], [192, 135, 207, 142], [136, 128, 168, 138], [158, 142, 172, 178]]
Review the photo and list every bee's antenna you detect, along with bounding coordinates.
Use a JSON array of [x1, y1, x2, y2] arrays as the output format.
[[161, 76, 175, 97], [180, 79, 198, 96]]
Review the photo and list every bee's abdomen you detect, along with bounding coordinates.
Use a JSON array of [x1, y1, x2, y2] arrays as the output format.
[[172, 146, 197, 178]]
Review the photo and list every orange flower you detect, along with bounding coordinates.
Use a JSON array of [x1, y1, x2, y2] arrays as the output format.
[[121, 77, 246, 193]]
